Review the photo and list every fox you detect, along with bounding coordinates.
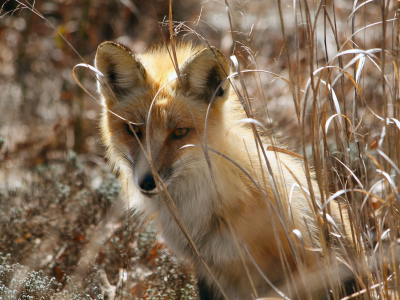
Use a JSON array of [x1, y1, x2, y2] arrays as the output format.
[[94, 41, 358, 300]]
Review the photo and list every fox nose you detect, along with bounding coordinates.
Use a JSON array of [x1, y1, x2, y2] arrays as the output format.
[[139, 172, 156, 192]]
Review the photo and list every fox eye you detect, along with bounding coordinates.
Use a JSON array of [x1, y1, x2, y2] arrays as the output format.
[[126, 124, 142, 138], [172, 128, 189, 139]]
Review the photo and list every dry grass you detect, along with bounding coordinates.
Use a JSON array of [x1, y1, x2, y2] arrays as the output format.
[[1, 0, 400, 299], [223, 1, 400, 298]]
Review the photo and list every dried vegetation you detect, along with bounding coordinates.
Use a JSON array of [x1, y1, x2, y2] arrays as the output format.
[[1, 0, 400, 299]]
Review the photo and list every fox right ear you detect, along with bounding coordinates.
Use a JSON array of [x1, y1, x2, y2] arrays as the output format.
[[179, 47, 230, 104], [95, 41, 146, 103]]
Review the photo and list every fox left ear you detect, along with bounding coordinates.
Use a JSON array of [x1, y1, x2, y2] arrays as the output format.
[[95, 41, 146, 104], [179, 47, 230, 103]]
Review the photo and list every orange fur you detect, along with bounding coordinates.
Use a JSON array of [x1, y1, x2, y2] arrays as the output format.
[[95, 42, 354, 300]]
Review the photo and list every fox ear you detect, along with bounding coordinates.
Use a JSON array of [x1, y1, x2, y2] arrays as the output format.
[[179, 47, 230, 103], [95, 41, 146, 102]]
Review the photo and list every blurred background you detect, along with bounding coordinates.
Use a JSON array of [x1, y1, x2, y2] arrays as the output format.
[[0, 0, 398, 299]]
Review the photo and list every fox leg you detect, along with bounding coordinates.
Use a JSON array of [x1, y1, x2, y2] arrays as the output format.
[[197, 277, 223, 300]]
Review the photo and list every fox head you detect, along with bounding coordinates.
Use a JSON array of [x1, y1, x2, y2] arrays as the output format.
[[95, 42, 232, 199]]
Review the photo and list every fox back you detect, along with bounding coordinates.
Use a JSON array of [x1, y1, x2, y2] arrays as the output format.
[[95, 42, 355, 300]]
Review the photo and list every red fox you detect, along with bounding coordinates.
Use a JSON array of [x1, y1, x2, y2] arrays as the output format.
[[95, 41, 357, 299]]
